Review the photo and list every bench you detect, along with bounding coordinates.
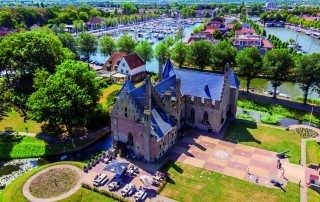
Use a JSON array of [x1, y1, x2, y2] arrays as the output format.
[[276, 150, 289, 159], [4, 127, 13, 132]]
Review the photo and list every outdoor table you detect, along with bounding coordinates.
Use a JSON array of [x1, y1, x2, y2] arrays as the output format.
[[121, 184, 131, 193], [134, 190, 144, 199]]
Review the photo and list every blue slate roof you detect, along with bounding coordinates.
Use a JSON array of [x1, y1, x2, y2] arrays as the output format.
[[128, 84, 175, 138], [117, 80, 135, 97], [162, 59, 174, 80], [229, 70, 240, 88]]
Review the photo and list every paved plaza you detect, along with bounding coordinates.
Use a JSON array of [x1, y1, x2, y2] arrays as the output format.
[[168, 130, 305, 188]]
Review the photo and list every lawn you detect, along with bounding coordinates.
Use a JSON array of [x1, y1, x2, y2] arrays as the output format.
[[0, 134, 97, 160], [0, 162, 115, 202], [0, 109, 42, 133], [306, 140, 320, 165], [224, 121, 302, 164], [99, 84, 122, 105], [308, 188, 320, 202], [160, 161, 300, 202]]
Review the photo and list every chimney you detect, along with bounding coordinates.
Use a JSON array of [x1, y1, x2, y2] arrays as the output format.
[[158, 56, 163, 82], [164, 91, 171, 114], [145, 75, 151, 110]]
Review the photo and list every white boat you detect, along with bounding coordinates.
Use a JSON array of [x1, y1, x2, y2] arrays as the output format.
[[157, 34, 164, 40]]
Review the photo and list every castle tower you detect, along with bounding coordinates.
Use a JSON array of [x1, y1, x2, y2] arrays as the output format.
[[143, 75, 152, 162], [158, 56, 164, 82], [164, 91, 171, 114], [175, 78, 182, 129]]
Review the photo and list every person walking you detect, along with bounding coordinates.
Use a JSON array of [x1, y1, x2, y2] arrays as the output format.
[[281, 168, 285, 178]]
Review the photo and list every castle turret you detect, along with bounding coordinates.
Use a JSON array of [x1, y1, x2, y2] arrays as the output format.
[[164, 91, 171, 114], [158, 56, 164, 82], [175, 78, 182, 129], [143, 75, 152, 162]]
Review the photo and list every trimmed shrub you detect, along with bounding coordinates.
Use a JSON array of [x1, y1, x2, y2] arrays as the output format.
[[236, 113, 255, 122], [260, 115, 280, 125]]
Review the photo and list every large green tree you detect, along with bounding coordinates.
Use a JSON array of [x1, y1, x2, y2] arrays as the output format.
[[171, 42, 189, 68], [0, 29, 64, 76], [0, 11, 17, 29], [294, 53, 320, 104], [27, 60, 101, 135], [76, 32, 97, 59], [189, 40, 213, 71], [99, 35, 116, 57], [236, 47, 263, 92], [58, 33, 77, 53], [135, 40, 153, 62], [154, 42, 170, 64], [211, 41, 238, 71], [116, 35, 136, 54], [264, 49, 294, 98]]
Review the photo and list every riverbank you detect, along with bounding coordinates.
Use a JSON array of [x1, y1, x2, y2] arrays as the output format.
[[0, 127, 110, 160]]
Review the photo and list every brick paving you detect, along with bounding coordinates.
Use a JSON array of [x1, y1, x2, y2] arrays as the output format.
[[169, 130, 302, 188]]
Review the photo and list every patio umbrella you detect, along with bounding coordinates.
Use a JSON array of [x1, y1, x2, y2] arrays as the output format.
[[104, 160, 129, 176], [140, 175, 153, 187]]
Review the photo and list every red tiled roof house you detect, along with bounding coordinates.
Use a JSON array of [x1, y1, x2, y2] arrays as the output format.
[[103, 52, 127, 71], [117, 53, 146, 82]]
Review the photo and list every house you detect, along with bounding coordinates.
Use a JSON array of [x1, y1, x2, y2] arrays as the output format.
[[110, 59, 239, 163], [103, 52, 127, 72], [265, 0, 276, 10], [0, 27, 10, 36], [117, 53, 146, 83], [233, 35, 273, 55], [235, 28, 255, 36]]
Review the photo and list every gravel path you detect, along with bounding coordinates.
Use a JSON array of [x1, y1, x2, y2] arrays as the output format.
[[23, 165, 83, 202]]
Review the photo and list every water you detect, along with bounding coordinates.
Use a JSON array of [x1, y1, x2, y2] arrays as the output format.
[[238, 77, 319, 100], [90, 22, 202, 73], [265, 27, 320, 54]]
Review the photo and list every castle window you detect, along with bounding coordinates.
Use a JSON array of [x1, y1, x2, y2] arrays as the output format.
[[190, 108, 195, 122], [203, 111, 209, 124], [125, 107, 127, 117], [127, 133, 133, 146]]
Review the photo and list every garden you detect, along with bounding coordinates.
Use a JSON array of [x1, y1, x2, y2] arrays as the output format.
[[224, 122, 302, 164], [159, 161, 300, 202]]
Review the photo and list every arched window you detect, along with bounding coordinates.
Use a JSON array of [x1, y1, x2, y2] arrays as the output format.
[[203, 111, 209, 124], [127, 133, 133, 146], [125, 107, 127, 117], [190, 109, 195, 122]]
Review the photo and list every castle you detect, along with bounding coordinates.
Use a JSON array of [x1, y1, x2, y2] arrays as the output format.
[[110, 59, 239, 162]]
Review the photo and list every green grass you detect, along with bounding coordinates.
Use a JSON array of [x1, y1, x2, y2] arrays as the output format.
[[236, 113, 255, 122], [0, 162, 83, 202], [238, 98, 320, 125], [224, 122, 302, 164], [99, 84, 122, 105], [0, 109, 42, 133], [306, 140, 320, 165], [0, 161, 116, 202], [160, 161, 300, 202], [58, 188, 116, 202], [308, 188, 320, 202], [0, 135, 97, 160]]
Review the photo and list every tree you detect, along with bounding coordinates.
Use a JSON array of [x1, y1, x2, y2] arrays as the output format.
[[175, 26, 185, 42], [236, 47, 263, 92], [99, 35, 116, 57], [79, 12, 89, 22], [27, 60, 101, 135], [76, 32, 97, 59], [295, 53, 320, 104], [135, 40, 153, 62], [164, 36, 175, 47], [121, 2, 137, 15], [171, 42, 189, 68], [213, 30, 223, 40], [116, 35, 136, 54], [0, 11, 17, 29], [233, 22, 242, 31], [211, 41, 238, 71], [58, 33, 77, 53], [264, 49, 294, 98], [189, 40, 213, 71], [154, 42, 170, 63], [0, 80, 10, 121]]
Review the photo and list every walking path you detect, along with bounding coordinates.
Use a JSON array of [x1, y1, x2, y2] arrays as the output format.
[[23, 165, 83, 202]]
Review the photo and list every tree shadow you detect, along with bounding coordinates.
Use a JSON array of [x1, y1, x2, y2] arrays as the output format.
[[0, 134, 25, 160], [223, 121, 261, 144]]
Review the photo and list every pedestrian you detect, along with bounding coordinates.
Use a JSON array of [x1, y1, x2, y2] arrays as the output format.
[[246, 167, 250, 175], [277, 159, 280, 169], [279, 162, 282, 169]]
